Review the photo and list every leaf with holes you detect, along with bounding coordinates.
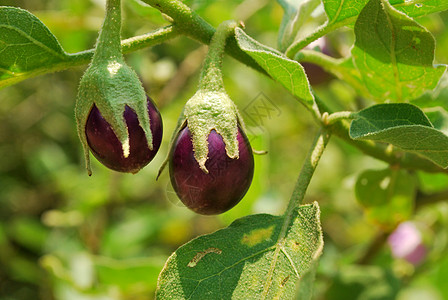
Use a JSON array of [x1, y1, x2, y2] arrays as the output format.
[[351, 0, 446, 102], [235, 28, 315, 110], [350, 103, 448, 168], [156, 203, 323, 299], [0, 7, 69, 88]]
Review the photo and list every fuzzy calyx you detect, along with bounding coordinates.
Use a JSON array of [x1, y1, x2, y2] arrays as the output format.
[[75, 59, 153, 175], [184, 90, 241, 172]]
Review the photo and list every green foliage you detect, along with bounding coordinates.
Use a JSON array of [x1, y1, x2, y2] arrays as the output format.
[[351, 0, 446, 102], [392, 0, 448, 18], [1, 0, 448, 299], [323, 0, 369, 26], [276, 0, 321, 51], [156, 203, 322, 299], [0, 7, 69, 88], [350, 103, 448, 167], [235, 28, 315, 110]]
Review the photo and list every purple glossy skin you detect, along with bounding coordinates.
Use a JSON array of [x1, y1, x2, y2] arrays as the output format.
[[169, 126, 254, 215], [85, 97, 163, 173]]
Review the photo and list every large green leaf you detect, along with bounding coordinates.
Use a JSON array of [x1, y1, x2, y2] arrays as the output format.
[[0, 7, 70, 88], [235, 28, 315, 110], [156, 203, 323, 299], [351, 0, 446, 102], [350, 103, 448, 168]]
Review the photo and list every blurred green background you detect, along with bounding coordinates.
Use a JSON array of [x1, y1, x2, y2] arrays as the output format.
[[0, 0, 448, 299]]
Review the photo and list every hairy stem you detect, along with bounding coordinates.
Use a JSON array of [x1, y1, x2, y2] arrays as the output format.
[[199, 20, 239, 92], [285, 22, 338, 58], [285, 129, 331, 215], [326, 120, 448, 174], [0, 25, 178, 90], [297, 50, 370, 96], [141, 0, 265, 74], [93, 0, 123, 63]]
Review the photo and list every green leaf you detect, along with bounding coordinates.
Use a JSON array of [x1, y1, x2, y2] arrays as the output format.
[[351, 0, 446, 102], [295, 259, 319, 300], [156, 203, 323, 299], [355, 168, 416, 228], [277, 0, 321, 51], [235, 28, 315, 110], [0, 7, 69, 88], [392, 0, 448, 18], [350, 103, 448, 168], [322, 0, 448, 29], [322, 0, 369, 26]]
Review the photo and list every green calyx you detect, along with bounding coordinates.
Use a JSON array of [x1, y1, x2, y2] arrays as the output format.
[[75, 0, 153, 175], [184, 20, 246, 172], [185, 90, 240, 172]]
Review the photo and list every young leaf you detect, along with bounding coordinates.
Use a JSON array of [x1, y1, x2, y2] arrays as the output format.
[[351, 0, 446, 102], [156, 202, 323, 299], [235, 28, 315, 110], [350, 103, 448, 168], [0, 7, 69, 88], [277, 0, 321, 51]]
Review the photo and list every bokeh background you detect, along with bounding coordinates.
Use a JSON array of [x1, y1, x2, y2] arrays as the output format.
[[0, 0, 448, 299]]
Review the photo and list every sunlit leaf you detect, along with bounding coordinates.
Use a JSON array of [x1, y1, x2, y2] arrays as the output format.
[[322, 0, 369, 26], [391, 0, 448, 18], [0, 7, 69, 88], [322, 0, 448, 29], [156, 203, 323, 299], [351, 0, 446, 102], [235, 28, 315, 110], [277, 0, 321, 51]]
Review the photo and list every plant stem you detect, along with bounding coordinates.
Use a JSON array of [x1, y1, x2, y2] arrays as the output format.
[[93, 0, 123, 63], [284, 16, 354, 58], [285, 129, 331, 215], [323, 111, 356, 125], [415, 189, 448, 210], [68, 25, 179, 64], [198, 20, 239, 92], [297, 50, 370, 97], [285, 22, 335, 58], [327, 119, 448, 174], [357, 230, 389, 265], [0, 25, 178, 90], [141, 0, 265, 74]]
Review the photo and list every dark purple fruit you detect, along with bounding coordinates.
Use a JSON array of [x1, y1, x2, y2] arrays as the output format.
[[302, 37, 335, 86], [85, 97, 163, 173], [169, 126, 254, 215]]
